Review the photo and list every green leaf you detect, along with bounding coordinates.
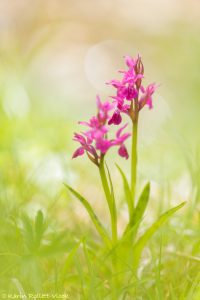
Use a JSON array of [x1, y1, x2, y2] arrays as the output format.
[[21, 214, 34, 251], [116, 164, 133, 220], [82, 240, 101, 299], [39, 231, 73, 257], [59, 240, 82, 288], [123, 182, 150, 237], [64, 184, 111, 247], [35, 210, 46, 249], [132, 201, 186, 274], [105, 163, 117, 223], [35, 210, 44, 235], [103, 222, 139, 266], [105, 163, 115, 202]]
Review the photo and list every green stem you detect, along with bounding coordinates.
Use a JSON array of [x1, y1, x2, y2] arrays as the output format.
[[131, 120, 138, 208], [99, 157, 117, 244]]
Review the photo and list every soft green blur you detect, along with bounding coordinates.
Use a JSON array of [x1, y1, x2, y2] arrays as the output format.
[[0, 1, 200, 298]]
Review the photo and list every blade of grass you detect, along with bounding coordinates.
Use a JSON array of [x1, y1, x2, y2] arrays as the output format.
[[12, 278, 28, 299], [59, 240, 82, 289], [35, 210, 46, 249]]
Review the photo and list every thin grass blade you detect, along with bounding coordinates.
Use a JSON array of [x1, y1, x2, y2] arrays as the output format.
[[59, 240, 82, 288]]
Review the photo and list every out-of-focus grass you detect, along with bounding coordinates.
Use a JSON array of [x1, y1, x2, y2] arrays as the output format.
[[1, 97, 200, 299]]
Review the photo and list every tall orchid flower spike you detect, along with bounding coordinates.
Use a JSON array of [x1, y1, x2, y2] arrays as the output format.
[[107, 54, 157, 126], [107, 54, 158, 203]]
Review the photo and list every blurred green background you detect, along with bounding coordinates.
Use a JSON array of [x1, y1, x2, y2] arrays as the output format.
[[1, 0, 200, 298]]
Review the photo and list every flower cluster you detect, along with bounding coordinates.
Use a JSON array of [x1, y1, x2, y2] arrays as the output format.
[[72, 54, 157, 165], [107, 55, 157, 125], [72, 96, 130, 165]]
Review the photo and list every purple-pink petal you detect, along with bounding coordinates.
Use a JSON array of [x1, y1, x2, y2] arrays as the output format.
[[118, 145, 129, 159], [72, 147, 85, 158], [95, 138, 111, 153], [106, 80, 122, 88], [108, 111, 122, 125], [139, 83, 157, 110], [146, 97, 153, 109], [73, 133, 87, 144], [116, 123, 128, 138], [124, 55, 136, 68]]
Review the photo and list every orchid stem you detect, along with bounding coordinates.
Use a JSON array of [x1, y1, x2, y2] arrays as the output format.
[[131, 120, 138, 208], [99, 156, 117, 244]]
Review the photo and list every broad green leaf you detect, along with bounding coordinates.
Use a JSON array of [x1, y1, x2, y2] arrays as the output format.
[[99, 185, 150, 258], [123, 182, 150, 237], [116, 164, 133, 220], [132, 201, 186, 274], [64, 184, 111, 247], [103, 222, 139, 269]]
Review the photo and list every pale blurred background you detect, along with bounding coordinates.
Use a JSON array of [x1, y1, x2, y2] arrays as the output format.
[[0, 0, 200, 115], [0, 0, 200, 222]]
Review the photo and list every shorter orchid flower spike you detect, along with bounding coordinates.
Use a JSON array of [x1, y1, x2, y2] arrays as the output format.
[[72, 96, 131, 165]]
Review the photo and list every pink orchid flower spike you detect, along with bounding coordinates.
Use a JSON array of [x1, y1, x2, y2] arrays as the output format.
[[72, 96, 131, 166], [107, 54, 158, 124]]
